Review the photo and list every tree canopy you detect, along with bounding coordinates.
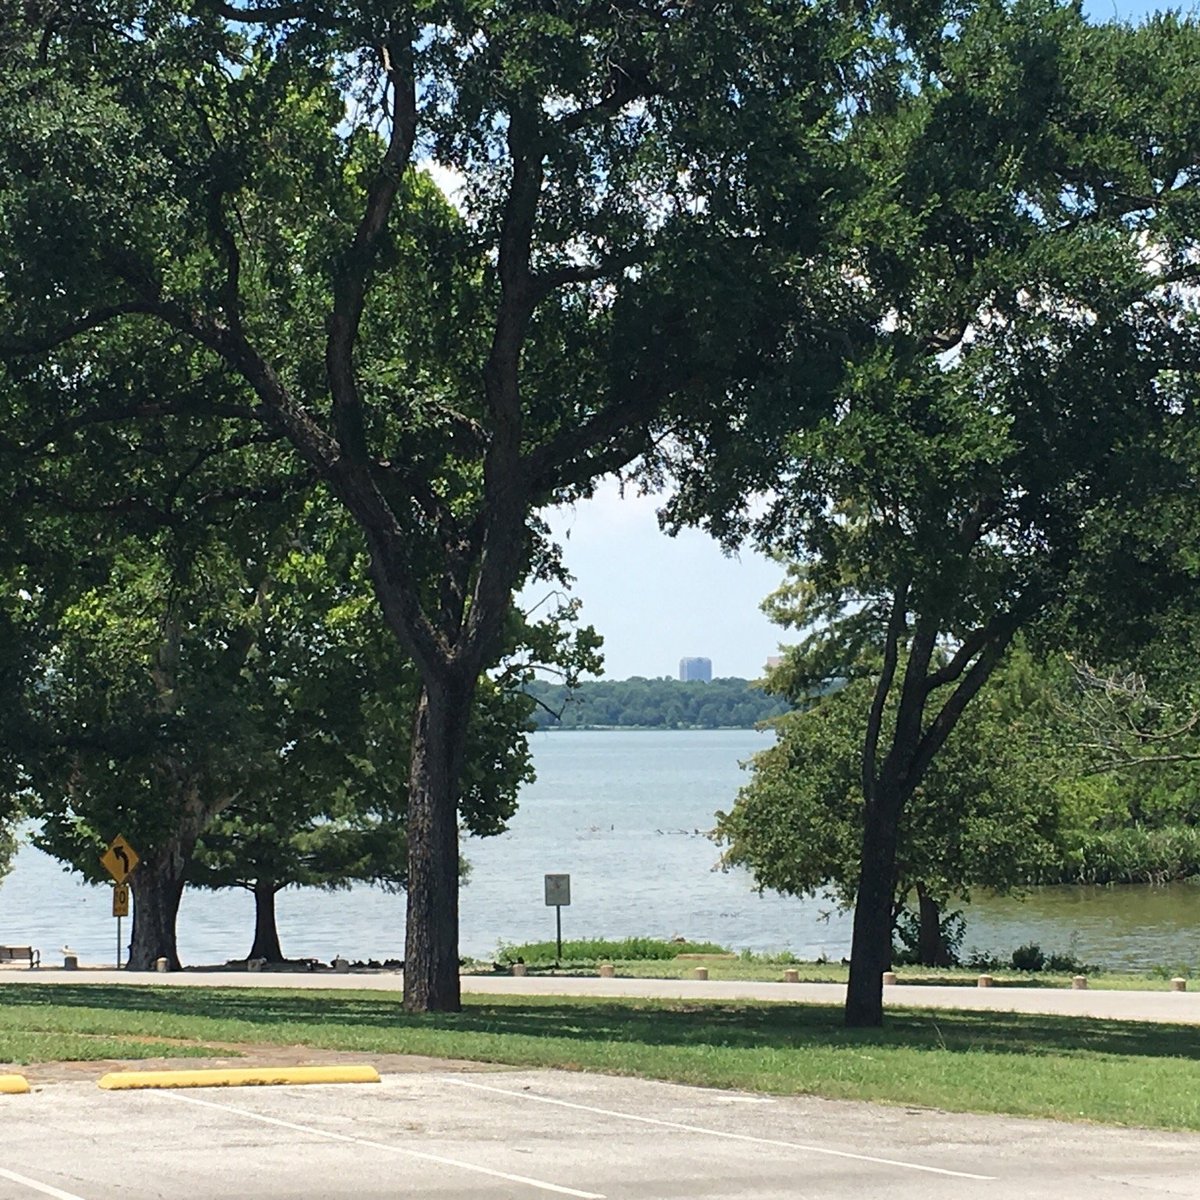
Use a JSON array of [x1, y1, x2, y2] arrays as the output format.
[[718, 641, 1073, 964], [0, 0, 874, 1007], [666, 4, 1200, 1024], [525, 677, 787, 730]]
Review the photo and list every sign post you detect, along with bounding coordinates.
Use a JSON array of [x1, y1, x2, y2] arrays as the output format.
[[543, 873, 571, 962], [101, 835, 140, 969]]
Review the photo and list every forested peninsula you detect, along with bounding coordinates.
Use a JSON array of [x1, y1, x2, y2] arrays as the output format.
[[524, 678, 787, 730]]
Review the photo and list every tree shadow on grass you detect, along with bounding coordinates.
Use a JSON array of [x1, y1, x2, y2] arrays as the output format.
[[2, 984, 1197, 1063]]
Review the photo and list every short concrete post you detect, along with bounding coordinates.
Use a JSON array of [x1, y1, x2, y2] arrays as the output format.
[[511, 962, 527, 977], [332, 955, 350, 974], [1071, 975, 1088, 990], [693, 966, 708, 981], [63, 955, 78, 971], [1172, 977, 1188, 992], [977, 974, 994, 988], [154, 957, 169, 973], [598, 963, 615, 978], [882, 971, 897, 986], [783, 968, 800, 984]]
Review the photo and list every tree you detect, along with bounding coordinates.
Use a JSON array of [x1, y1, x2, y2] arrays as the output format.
[[0, 0, 866, 1007], [189, 794, 409, 964], [188, 677, 535, 963], [0, 808, 17, 887], [13, 494, 564, 968], [20, 530, 295, 969], [667, 5, 1200, 1024], [524, 677, 787, 730], [717, 640, 1071, 966]]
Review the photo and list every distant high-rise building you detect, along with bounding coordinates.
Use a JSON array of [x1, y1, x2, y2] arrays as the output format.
[[679, 657, 713, 682]]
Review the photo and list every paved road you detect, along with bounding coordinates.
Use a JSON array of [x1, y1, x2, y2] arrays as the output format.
[[2, 966, 1199, 1024], [3, 1068, 1199, 1200]]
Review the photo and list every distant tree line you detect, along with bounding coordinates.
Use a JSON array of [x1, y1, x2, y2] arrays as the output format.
[[525, 677, 788, 730]]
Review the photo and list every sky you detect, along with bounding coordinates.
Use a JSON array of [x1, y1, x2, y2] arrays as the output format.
[[513, 0, 1186, 684], [521, 484, 788, 682]]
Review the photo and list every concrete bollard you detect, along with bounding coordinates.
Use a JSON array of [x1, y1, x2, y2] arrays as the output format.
[[1072, 975, 1088, 990], [882, 971, 897, 986], [977, 974, 994, 988], [1172, 977, 1188, 992], [154, 957, 169, 973], [784, 968, 800, 984], [598, 963, 615, 978], [63, 955, 78, 970], [511, 962, 527, 977], [332, 956, 350, 974], [693, 967, 709, 981]]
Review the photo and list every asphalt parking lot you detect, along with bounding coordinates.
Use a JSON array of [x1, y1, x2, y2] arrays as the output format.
[[4, 1068, 1200, 1200]]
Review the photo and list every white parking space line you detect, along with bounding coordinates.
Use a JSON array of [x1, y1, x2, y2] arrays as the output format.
[[437, 1078, 997, 1182], [0, 1166, 91, 1200], [157, 1091, 606, 1199]]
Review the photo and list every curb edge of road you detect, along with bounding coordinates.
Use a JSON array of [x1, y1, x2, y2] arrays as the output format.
[[0, 1074, 31, 1094], [97, 1065, 382, 1090]]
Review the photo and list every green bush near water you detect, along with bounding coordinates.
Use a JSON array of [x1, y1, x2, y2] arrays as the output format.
[[497, 936, 730, 966], [1032, 826, 1200, 885]]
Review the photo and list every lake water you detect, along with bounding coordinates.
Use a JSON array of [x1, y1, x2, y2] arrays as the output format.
[[2, 729, 1198, 970]]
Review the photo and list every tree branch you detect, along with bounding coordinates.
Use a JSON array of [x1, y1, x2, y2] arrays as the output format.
[[326, 35, 418, 465], [909, 617, 1019, 786], [0, 303, 162, 357], [531, 252, 639, 300], [922, 622, 992, 693]]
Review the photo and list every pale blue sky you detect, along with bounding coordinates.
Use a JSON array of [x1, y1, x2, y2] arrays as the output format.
[[525, 0, 1189, 682]]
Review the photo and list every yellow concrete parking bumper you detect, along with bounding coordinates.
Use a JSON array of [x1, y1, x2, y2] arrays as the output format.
[[98, 1065, 381, 1090], [0, 1074, 30, 1094]]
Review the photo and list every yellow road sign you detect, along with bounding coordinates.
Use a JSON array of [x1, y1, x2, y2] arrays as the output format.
[[101, 835, 140, 884], [112, 882, 130, 918]]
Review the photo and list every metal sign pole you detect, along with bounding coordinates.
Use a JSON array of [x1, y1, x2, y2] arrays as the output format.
[[116, 915, 122, 970], [543, 873, 570, 967]]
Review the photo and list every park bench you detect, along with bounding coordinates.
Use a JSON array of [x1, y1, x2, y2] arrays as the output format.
[[0, 946, 40, 968]]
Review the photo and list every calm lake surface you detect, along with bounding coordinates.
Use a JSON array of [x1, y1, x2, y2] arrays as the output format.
[[2, 729, 1198, 970]]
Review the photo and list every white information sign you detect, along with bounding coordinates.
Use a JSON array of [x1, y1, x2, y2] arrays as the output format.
[[544, 873, 571, 907]]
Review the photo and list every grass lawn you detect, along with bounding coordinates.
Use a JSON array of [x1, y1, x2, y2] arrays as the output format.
[[1, 1030, 234, 1064], [2, 983, 1199, 1130]]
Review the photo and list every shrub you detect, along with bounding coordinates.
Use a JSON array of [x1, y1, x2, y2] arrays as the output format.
[[964, 949, 1004, 971], [495, 936, 730, 966], [893, 908, 965, 967], [1150, 963, 1194, 980], [1045, 951, 1086, 973], [1029, 826, 1200, 886], [1011, 942, 1046, 972]]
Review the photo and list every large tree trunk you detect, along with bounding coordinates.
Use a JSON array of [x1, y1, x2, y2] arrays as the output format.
[[403, 680, 472, 1013], [916, 882, 951, 967], [249, 880, 285, 962], [128, 833, 196, 970], [844, 785, 902, 1028]]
